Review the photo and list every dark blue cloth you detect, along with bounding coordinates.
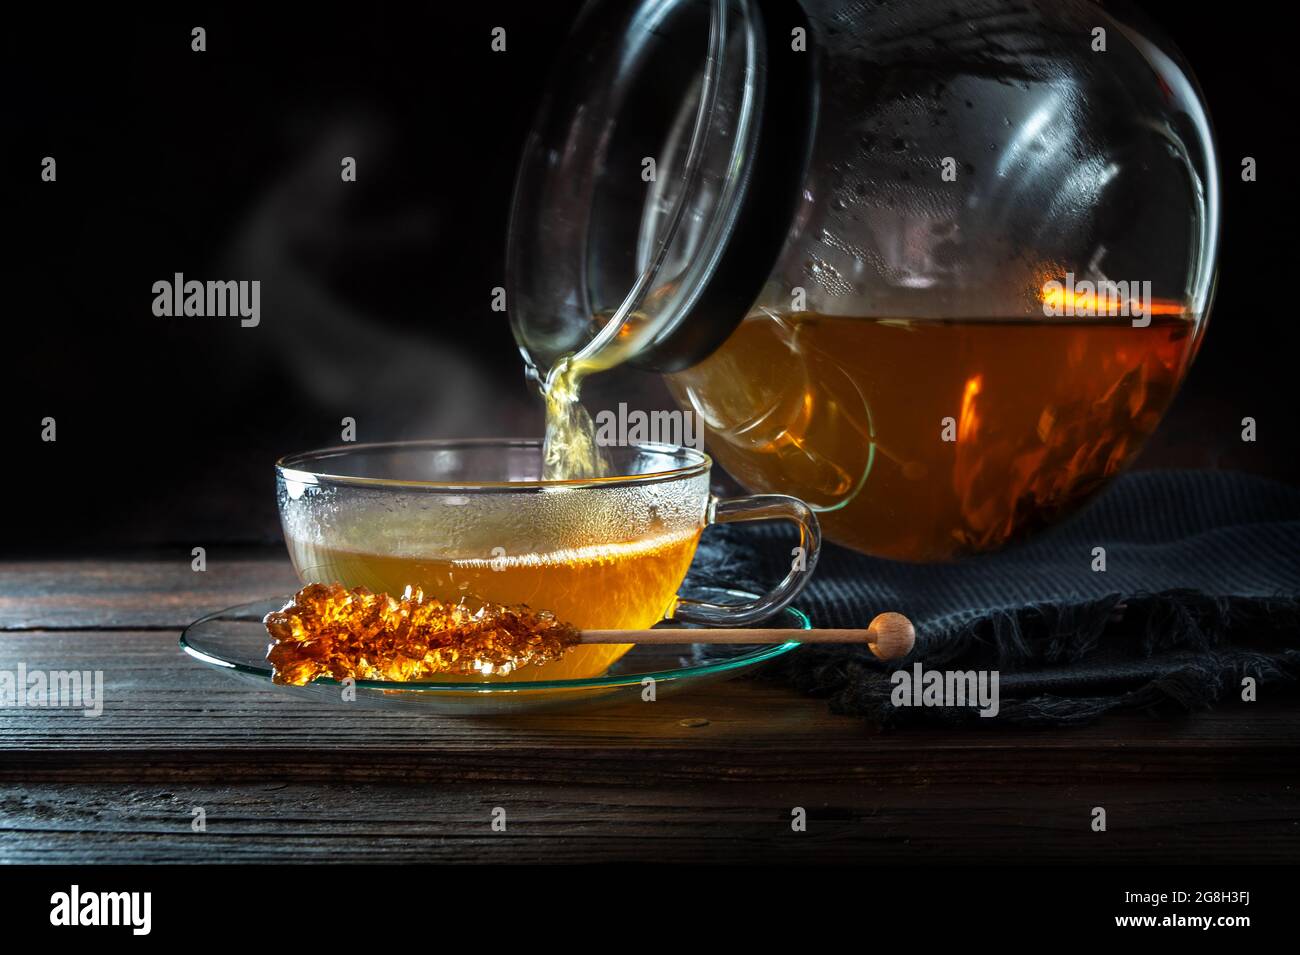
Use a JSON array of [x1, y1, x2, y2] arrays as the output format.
[[688, 470, 1300, 725]]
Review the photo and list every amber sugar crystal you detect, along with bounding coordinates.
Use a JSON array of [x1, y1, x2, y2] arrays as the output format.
[[263, 583, 580, 685]]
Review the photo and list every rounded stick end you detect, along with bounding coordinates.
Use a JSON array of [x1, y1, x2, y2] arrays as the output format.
[[867, 612, 915, 661]]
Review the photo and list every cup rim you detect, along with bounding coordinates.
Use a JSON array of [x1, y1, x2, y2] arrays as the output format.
[[275, 438, 712, 492]]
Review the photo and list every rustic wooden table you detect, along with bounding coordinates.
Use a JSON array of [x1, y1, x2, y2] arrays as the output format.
[[2, 554, 1297, 864]]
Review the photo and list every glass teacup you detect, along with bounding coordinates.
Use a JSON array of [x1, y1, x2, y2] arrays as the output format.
[[275, 439, 820, 681]]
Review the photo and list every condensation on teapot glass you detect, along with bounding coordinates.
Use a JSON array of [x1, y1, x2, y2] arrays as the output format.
[[668, 0, 1219, 560], [509, 0, 1220, 561]]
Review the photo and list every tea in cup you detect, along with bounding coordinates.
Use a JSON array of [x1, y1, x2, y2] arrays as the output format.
[[276, 439, 819, 681]]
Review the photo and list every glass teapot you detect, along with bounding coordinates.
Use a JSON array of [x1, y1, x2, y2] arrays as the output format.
[[507, 0, 1220, 561]]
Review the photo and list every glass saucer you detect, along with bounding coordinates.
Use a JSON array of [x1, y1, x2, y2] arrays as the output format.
[[180, 585, 807, 714]]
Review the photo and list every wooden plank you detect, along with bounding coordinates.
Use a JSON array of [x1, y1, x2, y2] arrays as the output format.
[[2, 629, 1299, 786], [2, 559, 1298, 864], [1, 779, 1295, 864], [0, 556, 301, 629]]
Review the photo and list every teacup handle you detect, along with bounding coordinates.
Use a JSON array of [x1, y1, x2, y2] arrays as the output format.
[[669, 494, 822, 627]]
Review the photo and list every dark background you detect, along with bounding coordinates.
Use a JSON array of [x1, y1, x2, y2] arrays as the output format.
[[4, 0, 1296, 555]]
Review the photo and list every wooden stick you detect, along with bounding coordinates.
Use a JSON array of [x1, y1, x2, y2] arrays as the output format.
[[580, 612, 916, 661], [581, 628, 865, 644]]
